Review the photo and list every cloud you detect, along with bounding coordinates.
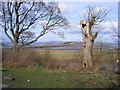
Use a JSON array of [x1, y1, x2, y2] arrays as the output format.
[[57, 21, 81, 35], [98, 21, 118, 33], [59, 3, 76, 14], [58, 2, 81, 17]]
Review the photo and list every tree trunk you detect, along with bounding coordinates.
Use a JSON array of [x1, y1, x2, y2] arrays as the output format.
[[80, 20, 98, 70], [13, 35, 20, 51], [82, 37, 94, 70], [12, 40, 20, 64], [13, 41, 20, 52]]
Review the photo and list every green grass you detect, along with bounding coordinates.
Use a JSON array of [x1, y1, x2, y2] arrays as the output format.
[[2, 49, 119, 88], [2, 68, 119, 88]]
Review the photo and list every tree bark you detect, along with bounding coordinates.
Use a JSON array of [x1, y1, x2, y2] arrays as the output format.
[[80, 20, 98, 70], [82, 37, 94, 70], [12, 42, 20, 64], [13, 34, 20, 54], [13, 44, 20, 52]]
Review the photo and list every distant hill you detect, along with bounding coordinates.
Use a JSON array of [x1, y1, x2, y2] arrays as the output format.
[[1, 41, 118, 50], [59, 42, 82, 46]]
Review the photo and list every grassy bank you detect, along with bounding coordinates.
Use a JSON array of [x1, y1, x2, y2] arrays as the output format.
[[2, 68, 119, 88], [2, 49, 118, 70]]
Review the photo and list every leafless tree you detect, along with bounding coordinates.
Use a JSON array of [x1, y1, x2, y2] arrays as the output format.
[[80, 6, 109, 70], [0, 0, 69, 50]]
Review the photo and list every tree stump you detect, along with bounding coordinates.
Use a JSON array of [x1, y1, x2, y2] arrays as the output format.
[[80, 19, 98, 70]]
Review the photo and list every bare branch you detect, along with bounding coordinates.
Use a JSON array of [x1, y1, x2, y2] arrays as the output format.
[[19, 30, 46, 47], [7, 2, 15, 37], [84, 6, 109, 25], [1, 1, 69, 48], [19, 2, 34, 24]]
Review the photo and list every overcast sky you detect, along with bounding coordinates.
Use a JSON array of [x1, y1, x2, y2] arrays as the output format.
[[1, 1, 118, 43]]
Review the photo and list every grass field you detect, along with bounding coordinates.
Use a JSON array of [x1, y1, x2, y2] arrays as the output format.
[[2, 49, 119, 88], [2, 68, 119, 88]]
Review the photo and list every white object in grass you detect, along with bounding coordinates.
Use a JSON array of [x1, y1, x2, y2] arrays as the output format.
[[117, 60, 119, 63]]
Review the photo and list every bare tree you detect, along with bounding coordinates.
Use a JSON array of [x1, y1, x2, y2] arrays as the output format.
[[80, 6, 109, 70], [0, 0, 69, 50]]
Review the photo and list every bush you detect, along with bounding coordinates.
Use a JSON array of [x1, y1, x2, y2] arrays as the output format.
[[2, 48, 56, 69], [2, 49, 39, 68]]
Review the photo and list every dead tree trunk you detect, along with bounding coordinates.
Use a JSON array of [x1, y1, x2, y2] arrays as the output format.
[[80, 18, 98, 70]]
